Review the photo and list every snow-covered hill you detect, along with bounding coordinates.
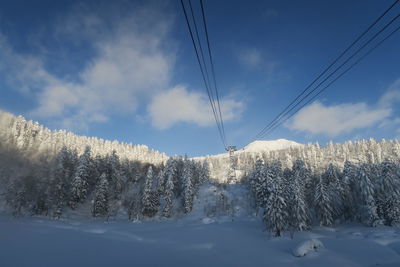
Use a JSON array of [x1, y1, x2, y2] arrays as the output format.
[[194, 139, 304, 182], [0, 110, 168, 165], [242, 139, 303, 153]]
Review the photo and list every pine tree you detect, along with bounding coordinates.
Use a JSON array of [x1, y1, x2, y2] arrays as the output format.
[[69, 146, 91, 209], [377, 160, 400, 226], [314, 175, 333, 226], [250, 159, 265, 208], [92, 173, 109, 218], [183, 161, 194, 213], [142, 166, 158, 217], [264, 173, 287, 237], [163, 173, 174, 218], [323, 163, 343, 220], [106, 150, 124, 199], [199, 161, 210, 184], [288, 160, 310, 231], [156, 169, 165, 194], [249, 159, 263, 193], [357, 164, 381, 227], [51, 146, 75, 218], [342, 161, 358, 221]]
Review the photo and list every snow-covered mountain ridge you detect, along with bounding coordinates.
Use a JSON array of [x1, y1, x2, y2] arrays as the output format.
[[0, 110, 168, 165], [242, 139, 303, 153]]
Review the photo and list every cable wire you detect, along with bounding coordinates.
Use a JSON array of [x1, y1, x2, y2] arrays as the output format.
[[260, 23, 400, 138], [252, 0, 400, 142], [199, 0, 227, 146], [257, 13, 400, 139], [180, 0, 227, 148]]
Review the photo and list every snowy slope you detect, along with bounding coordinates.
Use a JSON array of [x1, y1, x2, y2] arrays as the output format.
[[242, 139, 303, 153], [193, 139, 303, 182], [2, 215, 400, 267]]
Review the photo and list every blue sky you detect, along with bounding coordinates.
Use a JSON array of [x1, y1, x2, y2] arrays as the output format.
[[0, 0, 399, 157]]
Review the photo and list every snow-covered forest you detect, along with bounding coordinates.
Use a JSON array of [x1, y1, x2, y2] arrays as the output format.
[[0, 111, 209, 220], [247, 158, 400, 237], [1, 110, 400, 238], [202, 138, 400, 182]]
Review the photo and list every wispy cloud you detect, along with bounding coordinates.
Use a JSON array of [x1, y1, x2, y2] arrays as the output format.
[[237, 48, 262, 68], [0, 2, 245, 131], [148, 86, 244, 129], [286, 79, 400, 137]]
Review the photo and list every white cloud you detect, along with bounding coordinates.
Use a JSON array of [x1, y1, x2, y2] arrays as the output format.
[[378, 79, 400, 107], [237, 48, 262, 68], [148, 86, 244, 129], [0, 4, 174, 130], [0, 3, 245, 131], [35, 12, 173, 125], [287, 101, 391, 137], [287, 79, 400, 137]]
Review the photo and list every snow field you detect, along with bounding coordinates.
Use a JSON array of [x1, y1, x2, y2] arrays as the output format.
[[1, 215, 400, 267]]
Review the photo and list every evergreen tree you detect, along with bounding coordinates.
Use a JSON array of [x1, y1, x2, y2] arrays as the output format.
[[264, 172, 287, 237], [69, 146, 91, 209], [92, 173, 109, 218], [314, 175, 333, 226], [108, 150, 124, 199], [250, 159, 265, 208], [142, 166, 158, 217], [288, 160, 310, 231], [51, 146, 75, 218], [323, 163, 343, 220], [357, 164, 381, 227], [377, 160, 400, 226], [342, 161, 358, 221], [199, 161, 210, 184], [163, 173, 174, 218], [156, 169, 165, 194], [183, 161, 194, 213]]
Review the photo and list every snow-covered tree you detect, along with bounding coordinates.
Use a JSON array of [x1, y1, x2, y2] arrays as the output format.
[[69, 146, 91, 209], [323, 163, 343, 220], [50, 146, 76, 218], [377, 160, 400, 226], [342, 161, 358, 221], [182, 161, 194, 213], [142, 166, 158, 217], [288, 160, 310, 231], [92, 173, 109, 218], [264, 170, 287, 237], [357, 164, 381, 227], [314, 175, 333, 226], [163, 173, 174, 218]]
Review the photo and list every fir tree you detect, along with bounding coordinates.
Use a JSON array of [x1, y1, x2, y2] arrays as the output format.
[[314, 175, 333, 226], [142, 166, 158, 217], [69, 146, 91, 209], [342, 161, 358, 221], [183, 161, 194, 213], [323, 163, 343, 220], [51, 146, 75, 218], [163, 173, 174, 218], [357, 164, 381, 227], [109, 150, 124, 199], [92, 173, 109, 218], [288, 160, 310, 231], [377, 160, 400, 226], [264, 174, 287, 237]]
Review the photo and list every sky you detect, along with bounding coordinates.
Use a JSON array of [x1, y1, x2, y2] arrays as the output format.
[[0, 0, 399, 157]]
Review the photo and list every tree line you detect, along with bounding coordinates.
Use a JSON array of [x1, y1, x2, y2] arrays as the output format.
[[2, 144, 209, 220], [247, 158, 400, 237]]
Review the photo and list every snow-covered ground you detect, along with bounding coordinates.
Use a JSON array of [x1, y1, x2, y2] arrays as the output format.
[[2, 184, 400, 267], [1, 215, 400, 267]]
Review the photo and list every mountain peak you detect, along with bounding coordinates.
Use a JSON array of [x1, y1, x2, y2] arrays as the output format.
[[242, 139, 303, 153]]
